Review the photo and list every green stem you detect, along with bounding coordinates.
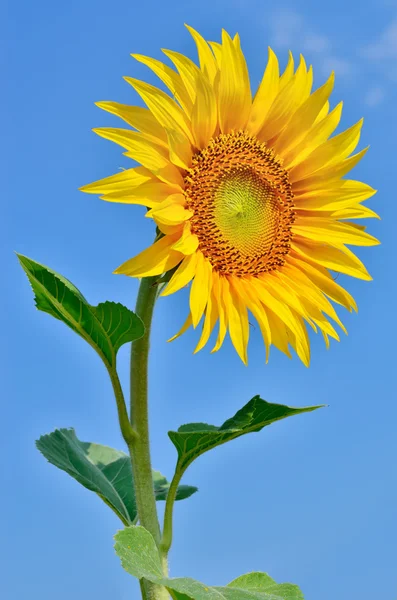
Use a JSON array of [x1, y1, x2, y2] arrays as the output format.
[[160, 468, 183, 556], [107, 366, 137, 447], [139, 580, 149, 600], [129, 276, 169, 599], [129, 276, 160, 541]]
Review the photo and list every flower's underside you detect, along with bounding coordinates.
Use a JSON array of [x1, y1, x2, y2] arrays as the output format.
[[81, 26, 379, 366]]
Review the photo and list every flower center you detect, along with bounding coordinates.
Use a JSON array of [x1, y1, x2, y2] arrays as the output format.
[[184, 131, 295, 276], [214, 170, 279, 258]]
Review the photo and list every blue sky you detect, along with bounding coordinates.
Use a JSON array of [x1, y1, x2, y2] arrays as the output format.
[[3, 0, 396, 598]]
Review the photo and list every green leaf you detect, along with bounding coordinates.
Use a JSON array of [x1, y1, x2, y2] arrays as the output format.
[[17, 254, 144, 367], [169, 395, 323, 472], [36, 429, 198, 526], [152, 471, 198, 502], [114, 526, 304, 600], [228, 574, 304, 600]]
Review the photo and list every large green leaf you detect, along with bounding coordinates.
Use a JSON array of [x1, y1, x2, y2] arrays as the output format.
[[17, 254, 144, 367], [114, 526, 304, 599], [169, 395, 322, 472], [36, 429, 197, 525]]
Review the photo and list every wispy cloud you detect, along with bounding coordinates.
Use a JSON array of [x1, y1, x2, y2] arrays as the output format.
[[364, 86, 386, 107], [269, 11, 304, 48], [362, 19, 397, 60], [303, 33, 331, 54], [321, 57, 352, 78], [359, 19, 397, 103], [269, 9, 354, 79]]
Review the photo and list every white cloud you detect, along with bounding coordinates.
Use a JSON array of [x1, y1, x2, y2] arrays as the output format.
[[360, 19, 397, 90], [322, 57, 353, 78], [303, 33, 331, 54], [270, 10, 331, 54], [269, 10, 353, 79], [362, 19, 397, 60], [364, 86, 386, 107], [270, 10, 304, 48]]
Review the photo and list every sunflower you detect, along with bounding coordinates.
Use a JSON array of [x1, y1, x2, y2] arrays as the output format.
[[81, 26, 379, 366]]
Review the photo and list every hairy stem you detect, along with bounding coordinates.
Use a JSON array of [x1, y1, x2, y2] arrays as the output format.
[[160, 468, 183, 556], [139, 580, 149, 600], [129, 276, 160, 541], [129, 276, 169, 599], [107, 366, 137, 446]]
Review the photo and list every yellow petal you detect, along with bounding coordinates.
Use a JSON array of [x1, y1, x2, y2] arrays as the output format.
[[279, 52, 294, 89], [297, 299, 339, 347], [131, 54, 193, 115], [321, 330, 330, 349], [235, 277, 271, 362], [191, 70, 218, 149], [314, 99, 330, 124], [171, 222, 199, 254], [156, 222, 184, 236], [280, 264, 347, 333], [332, 205, 380, 220], [251, 277, 303, 339], [247, 47, 279, 136], [298, 297, 340, 340], [92, 126, 166, 154], [272, 72, 334, 157], [194, 284, 219, 353], [289, 119, 363, 182], [257, 277, 311, 363], [148, 200, 193, 227], [162, 49, 201, 105], [218, 29, 251, 133], [209, 41, 223, 67], [291, 55, 311, 101], [168, 313, 193, 342], [92, 127, 184, 187], [304, 65, 314, 99], [165, 127, 193, 170], [100, 180, 181, 207], [95, 102, 168, 146], [79, 167, 153, 194], [295, 180, 376, 209], [257, 55, 308, 142], [293, 147, 369, 193], [114, 234, 182, 277], [266, 308, 292, 359], [211, 272, 228, 353], [226, 278, 249, 364], [266, 271, 315, 326], [292, 217, 380, 246], [189, 252, 212, 327], [285, 310, 311, 367], [289, 255, 357, 311], [146, 192, 186, 208], [124, 77, 194, 145], [185, 24, 218, 84], [291, 238, 372, 281], [161, 252, 198, 296]]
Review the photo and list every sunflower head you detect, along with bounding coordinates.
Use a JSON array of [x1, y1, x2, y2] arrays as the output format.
[[184, 131, 296, 276], [81, 26, 379, 366]]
